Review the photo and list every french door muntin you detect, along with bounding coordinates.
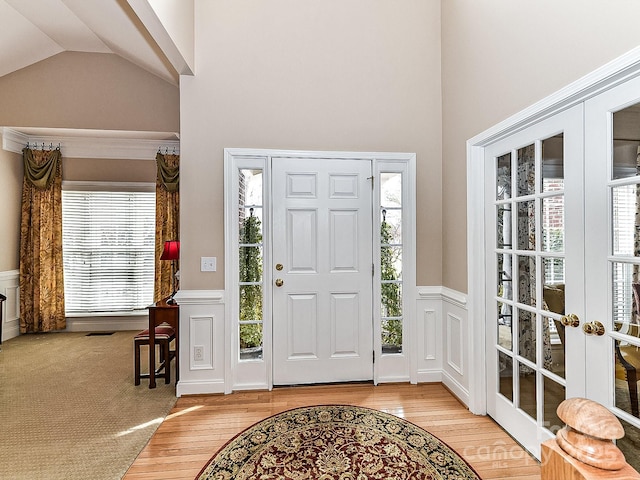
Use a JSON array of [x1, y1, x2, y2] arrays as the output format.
[[485, 104, 585, 459]]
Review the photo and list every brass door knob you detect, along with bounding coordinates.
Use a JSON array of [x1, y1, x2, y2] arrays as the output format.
[[561, 314, 580, 328], [275, 278, 284, 287], [583, 321, 605, 336]]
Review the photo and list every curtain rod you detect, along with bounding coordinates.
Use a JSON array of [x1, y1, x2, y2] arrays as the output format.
[[25, 142, 61, 151], [157, 145, 177, 155]]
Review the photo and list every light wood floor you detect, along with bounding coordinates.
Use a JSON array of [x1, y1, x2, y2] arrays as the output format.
[[124, 383, 541, 480]]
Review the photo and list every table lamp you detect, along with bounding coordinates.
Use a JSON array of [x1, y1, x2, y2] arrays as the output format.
[[160, 240, 180, 303]]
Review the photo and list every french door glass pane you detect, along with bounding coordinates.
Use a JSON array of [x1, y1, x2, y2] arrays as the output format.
[[497, 153, 512, 200], [499, 351, 514, 402], [542, 197, 564, 252], [542, 135, 564, 193], [517, 309, 536, 364], [519, 363, 537, 420], [517, 145, 536, 197], [613, 185, 639, 257], [517, 201, 536, 250], [498, 302, 512, 351], [543, 376, 565, 433], [498, 253, 513, 300], [518, 255, 536, 307]]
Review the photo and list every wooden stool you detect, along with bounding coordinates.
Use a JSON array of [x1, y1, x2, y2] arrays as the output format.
[[134, 325, 176, 386]]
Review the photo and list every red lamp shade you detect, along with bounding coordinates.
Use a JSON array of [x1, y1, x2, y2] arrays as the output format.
[[160, 240, 180, 260]]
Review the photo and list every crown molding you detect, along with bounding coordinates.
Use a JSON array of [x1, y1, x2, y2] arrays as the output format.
[[1, 127, 179, 160]]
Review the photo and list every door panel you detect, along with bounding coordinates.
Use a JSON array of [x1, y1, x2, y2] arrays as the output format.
[[272, 157, 373, 385], [585, 76, 640, 470], [486, 104, 585, 459]]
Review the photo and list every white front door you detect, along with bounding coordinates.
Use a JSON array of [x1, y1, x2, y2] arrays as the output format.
[[485, 104, 585, 458], [271, 157, 374, 385]]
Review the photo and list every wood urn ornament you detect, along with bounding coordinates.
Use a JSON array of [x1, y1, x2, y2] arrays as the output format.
[[556, 397, 626, 470]]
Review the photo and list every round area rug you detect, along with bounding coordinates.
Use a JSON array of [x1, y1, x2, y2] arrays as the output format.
[[196, 404, 481, 480]]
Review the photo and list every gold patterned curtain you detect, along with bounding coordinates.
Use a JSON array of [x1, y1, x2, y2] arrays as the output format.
[[19, 148, 66, 333], [154, 152, 180, 301]]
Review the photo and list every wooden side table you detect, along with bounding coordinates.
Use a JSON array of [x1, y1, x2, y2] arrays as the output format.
[[147, 297, 179, 389]]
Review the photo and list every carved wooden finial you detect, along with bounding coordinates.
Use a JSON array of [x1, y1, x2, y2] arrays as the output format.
[[555, 397, 626, 470]]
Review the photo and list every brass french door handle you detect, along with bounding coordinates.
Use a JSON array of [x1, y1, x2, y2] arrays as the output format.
[[561, 314, 580, 328], [583, 321, 605, 336], [275, 278, 284, 287]]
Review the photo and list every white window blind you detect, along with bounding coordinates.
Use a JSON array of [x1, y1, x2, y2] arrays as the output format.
[[62, 187, 155, 314]]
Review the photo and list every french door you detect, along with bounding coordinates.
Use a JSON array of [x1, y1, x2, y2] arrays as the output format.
[[271, 157, 374, 385], [584, 74, 640, 467], [486, 77, 640, 467], [485, 104, 585, 459]]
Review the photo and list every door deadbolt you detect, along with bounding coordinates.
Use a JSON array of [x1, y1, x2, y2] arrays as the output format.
[[583, 321, 605, 336], [275, 278, 284, 287], [560, 314, 580, 328], [275, 263, 284, 271]]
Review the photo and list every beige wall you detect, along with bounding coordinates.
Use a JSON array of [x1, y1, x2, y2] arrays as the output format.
[[441, 0, 640, 293], [64, 157, 155, 183], [0, 51, 179, 132], [180, 0, 443, 290], [0, 51, 179, 273], [0, 141, 22, 272]]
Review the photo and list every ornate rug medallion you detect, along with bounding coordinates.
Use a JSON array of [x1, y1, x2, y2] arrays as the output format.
[[196, 405, 480, 480]]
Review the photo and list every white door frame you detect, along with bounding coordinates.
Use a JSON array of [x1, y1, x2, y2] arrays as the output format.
[[225, 148, 416, 393], [467, 46, 640, 415]]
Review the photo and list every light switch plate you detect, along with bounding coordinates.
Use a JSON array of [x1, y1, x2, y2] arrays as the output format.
[[201, 256, 216, 272]]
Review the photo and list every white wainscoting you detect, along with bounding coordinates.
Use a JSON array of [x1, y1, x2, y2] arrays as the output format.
[[174, 287, 471, 406], [416, 286, 469, 406], [173, 289, 226, 397], [0, 269, 20, 342]]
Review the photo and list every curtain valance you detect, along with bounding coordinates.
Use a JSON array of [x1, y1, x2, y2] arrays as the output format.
[[156, 152, 179, 192], [23, 148, 62, 190]]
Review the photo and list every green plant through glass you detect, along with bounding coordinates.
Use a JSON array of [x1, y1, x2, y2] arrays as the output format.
[[381, 209, 402, 349], [239, 207, 263, 350]]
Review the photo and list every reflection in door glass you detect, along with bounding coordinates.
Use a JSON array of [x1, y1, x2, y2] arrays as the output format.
[[497, 153, 512, 200], [519, 362, 537, 421], [542, 258, 565, 378], [518, 255, 536, 307], [542, 197, 564, 252], [517, 201, 536, 250], [614, 329, 640, 420], [497, 302, 512, 351], [613, 106, 640, 181], [617, 416, 640, 471], [497, 253, 513, 300], [517, 309, 536, 364], [613, 185, 640, 257], [499, 351, 513, 402], [543, 376, 565, 434], [542, 134, 564, 193], [517, 145, 535, 197]]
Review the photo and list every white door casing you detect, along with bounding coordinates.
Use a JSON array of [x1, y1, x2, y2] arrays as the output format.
[[225, 149, 416, 393], [271, 157, 374, 385]]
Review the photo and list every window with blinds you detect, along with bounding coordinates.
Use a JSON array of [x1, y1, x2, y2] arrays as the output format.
[[62, 185, 155, 314]]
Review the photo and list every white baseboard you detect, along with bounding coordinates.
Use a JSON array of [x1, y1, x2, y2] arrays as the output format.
[[416, 369, 443, 383], [65, 316, 148, 332], [442, 369, 470, 407], [176, 379, 226, 397]]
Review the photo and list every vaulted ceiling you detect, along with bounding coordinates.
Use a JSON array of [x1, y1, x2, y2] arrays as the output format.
[[0, 0, 177, 85]]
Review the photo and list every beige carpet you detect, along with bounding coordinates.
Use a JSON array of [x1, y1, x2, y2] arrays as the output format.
[[0, 331, 177, 480]]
